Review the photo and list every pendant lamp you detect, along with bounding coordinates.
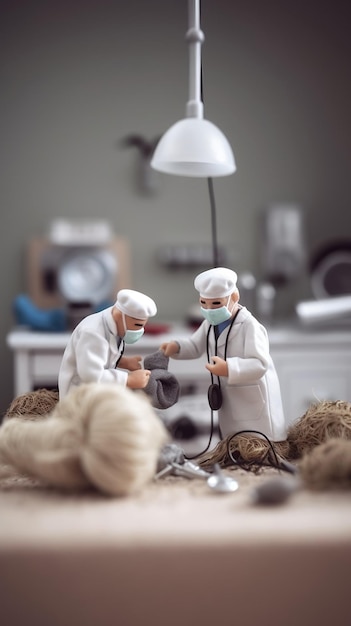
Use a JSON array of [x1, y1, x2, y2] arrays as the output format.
[[151, 0, 236, 178]]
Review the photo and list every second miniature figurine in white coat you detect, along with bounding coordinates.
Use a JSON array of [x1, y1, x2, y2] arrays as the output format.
[[59, 289, 157, 399], [161, 268, 287, 442]]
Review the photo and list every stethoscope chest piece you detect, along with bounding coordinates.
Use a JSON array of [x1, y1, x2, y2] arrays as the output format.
[[208, 383, 222, 411], [206, 308, 240, 413]]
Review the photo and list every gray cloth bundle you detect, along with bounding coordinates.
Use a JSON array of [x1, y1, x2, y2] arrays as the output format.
[[143, 351, 180, 409]]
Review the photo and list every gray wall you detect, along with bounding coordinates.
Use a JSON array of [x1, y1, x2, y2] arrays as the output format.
[[1, 0, 350, 416]]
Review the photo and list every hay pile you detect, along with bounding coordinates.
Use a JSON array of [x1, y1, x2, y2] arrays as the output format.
[[197, 433, 290, 471], [287, 400, 351, 458], [299, 437, 351, 490], [197, 400, 351, 491], [4, 388, 59, 422], [3, 390, 351, 491]]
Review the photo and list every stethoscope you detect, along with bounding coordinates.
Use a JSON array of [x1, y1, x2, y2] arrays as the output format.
[[115, 337, 125, 367], [102, 313, 125, 368], [185, 306, 241, 459], [206, 306, 241, 411]]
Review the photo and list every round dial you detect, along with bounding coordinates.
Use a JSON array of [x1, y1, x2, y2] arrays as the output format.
[[311, 243, 351, 299], [58, 249, 117, 304]]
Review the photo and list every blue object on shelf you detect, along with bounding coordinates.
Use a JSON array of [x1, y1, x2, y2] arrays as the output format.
[[13, 294, 67, 332]]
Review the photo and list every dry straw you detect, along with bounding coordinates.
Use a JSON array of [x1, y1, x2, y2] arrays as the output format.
[[287, 400, 351, 459], [3, 389, 351, 492], [0, 383, 168, 496], [197, 433, 290, 470], [299, 437, 351, 490], [4, 388, 59, 421], [197, 400, 351, 481]]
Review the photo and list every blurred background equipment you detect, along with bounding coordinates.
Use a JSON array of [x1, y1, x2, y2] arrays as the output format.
[[120, 134, 161, 195], [258, 204, 307, 321], [260, 204, 307, 287], [26, 220, 131, 328], [310, 239, 351, 299], [296, 294, 351, 326]]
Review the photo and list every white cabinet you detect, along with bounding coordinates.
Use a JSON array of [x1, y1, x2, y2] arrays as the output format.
[[269, 326, 351, 426], [7, 325, 351, 427], [6, 327, 208, 398]]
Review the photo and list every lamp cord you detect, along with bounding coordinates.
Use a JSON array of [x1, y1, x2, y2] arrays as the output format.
[[207, 176, 219, 268], [201, 55, 219, 269]]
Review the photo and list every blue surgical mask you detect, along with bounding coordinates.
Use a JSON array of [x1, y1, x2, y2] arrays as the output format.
[[201, 296, 233, 326], [124, 328, 144, 344], [122, 313, 145, 344]]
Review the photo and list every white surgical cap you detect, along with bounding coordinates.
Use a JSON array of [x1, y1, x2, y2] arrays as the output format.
[[115, 289, 157, 318], [194, 267, 238, 298]]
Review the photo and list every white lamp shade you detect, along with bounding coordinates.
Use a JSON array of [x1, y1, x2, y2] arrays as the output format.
[[151, 117, 236, 178]]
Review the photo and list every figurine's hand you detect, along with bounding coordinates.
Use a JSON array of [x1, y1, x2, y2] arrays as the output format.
[[127, 369, 151, 389], [119, 355, 142, 371], [205, 356, 228, 377], [160, 341, 180, 357]]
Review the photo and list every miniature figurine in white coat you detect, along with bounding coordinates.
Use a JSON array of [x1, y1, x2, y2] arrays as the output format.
[[58, 289, 157, 399], [160, 268, 287, 442]]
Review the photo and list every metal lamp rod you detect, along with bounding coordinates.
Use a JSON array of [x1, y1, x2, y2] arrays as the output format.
[[186, 0, 204, 119], [187, 0, 220, 268]]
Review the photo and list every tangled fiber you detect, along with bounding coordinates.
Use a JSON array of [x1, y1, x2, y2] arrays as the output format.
[[287, 400, 351, 459], [299, 437, 351, 491], [0, 383, 168, 496], [3, 388, 351, 492], [197, 400, 351, 477], [4, 388, 59, 421], [197, 433, 290, 470]]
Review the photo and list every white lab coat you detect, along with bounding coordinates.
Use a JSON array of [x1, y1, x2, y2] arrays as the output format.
[[172, 306, 287, 441], [58, 307, 128, 399]]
